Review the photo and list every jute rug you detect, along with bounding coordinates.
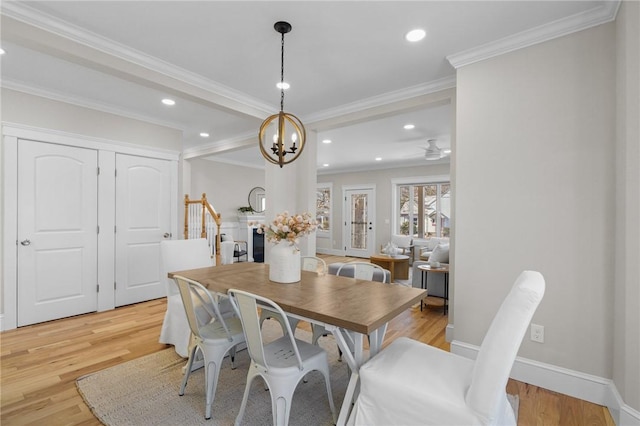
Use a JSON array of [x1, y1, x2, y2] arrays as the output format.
[[77, 321, 519, 425], [77, 321, 349, 425]]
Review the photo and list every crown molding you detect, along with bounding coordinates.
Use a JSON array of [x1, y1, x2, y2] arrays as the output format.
[[305, 76, 456, 125], [1, 1, 274, 117], [447, 0, 621, 69], [200, 155, 265, 171], [182, 134, 256, 160], [2, 79, 186, 131]]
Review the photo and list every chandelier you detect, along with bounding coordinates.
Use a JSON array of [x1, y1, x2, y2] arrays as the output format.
[[258, 21, 306, 168]]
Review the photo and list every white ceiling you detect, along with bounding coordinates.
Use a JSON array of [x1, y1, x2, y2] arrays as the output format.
[[0, 1, 616, 174]]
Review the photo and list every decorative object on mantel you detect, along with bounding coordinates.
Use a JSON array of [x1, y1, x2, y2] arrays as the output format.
[[256, 211, 317, 283], [258, 21, 306, 168], [237, 206, 254, 215]]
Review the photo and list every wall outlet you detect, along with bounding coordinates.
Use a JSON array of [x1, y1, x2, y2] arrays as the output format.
[[530, 324, 544, 343]]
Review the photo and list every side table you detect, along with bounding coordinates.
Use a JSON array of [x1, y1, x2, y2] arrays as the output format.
[[417, 263, 449, 315], [370, 254, 409, 282]]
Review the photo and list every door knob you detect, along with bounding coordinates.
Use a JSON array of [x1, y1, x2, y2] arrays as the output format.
[[163, 233, 171, 239], [20, 239, 31, 246]]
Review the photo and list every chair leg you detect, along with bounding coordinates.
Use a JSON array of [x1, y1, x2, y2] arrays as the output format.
[[179, 344, 198, 396], [204, 358, 222, 420], [235, 372, 258, 426], [268, 381, 296, 426]]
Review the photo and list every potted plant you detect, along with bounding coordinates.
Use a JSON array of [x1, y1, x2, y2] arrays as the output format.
[[237, 206, 254, 215]]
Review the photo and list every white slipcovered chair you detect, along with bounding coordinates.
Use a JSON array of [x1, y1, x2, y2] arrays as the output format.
[[229, 289, 337, 426], [347, 270, 545, 426], [159, 238, 231, 357]]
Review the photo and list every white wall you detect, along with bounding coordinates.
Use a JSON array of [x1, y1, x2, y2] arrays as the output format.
[[454, 17, 640, 418]]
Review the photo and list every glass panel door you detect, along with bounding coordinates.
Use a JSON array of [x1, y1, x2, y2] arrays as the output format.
[[344, 188, 375, 257]]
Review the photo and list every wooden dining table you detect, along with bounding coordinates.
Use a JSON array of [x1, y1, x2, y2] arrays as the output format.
[[168, 262, 426, 425]]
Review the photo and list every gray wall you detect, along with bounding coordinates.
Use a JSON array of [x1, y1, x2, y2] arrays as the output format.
[[613, 0, 640, 412], [318, 163, 450, 254], [455, 15, 638, 414], [188, 158, 265, 223]]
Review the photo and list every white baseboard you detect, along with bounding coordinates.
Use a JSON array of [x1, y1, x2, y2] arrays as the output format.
[[316, 248, 346, 256], [445, 324, 454, 342], [451, 340, 640, 425]]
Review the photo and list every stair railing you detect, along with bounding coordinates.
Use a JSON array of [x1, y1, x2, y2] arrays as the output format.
[[184, 193, 222, 265]]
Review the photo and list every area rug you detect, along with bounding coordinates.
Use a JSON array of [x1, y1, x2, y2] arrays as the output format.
[[77, 321, 519, 425], [77, 321, 349, 425]]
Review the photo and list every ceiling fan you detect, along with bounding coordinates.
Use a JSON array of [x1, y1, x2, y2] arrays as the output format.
[[421, 139, 448, 160]]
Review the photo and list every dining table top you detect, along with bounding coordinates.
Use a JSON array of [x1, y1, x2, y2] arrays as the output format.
[[169, 262, 426, 335]]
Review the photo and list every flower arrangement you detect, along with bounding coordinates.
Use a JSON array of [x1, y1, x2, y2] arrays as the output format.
[[255, 211, 317, 245]]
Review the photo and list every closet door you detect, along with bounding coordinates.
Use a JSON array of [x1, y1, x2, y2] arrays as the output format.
[[17, 140, 98, 326], [115, 154, 172, 306]]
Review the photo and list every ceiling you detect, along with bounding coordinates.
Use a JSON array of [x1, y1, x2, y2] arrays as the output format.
[[0, 1, 616, 174]]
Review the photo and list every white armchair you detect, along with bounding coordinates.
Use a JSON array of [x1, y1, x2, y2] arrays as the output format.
[[348, 270, 545, 425]]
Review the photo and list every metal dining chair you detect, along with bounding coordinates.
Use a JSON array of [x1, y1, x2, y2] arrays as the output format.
[[173, 275, 246, 420], [229, 289, 337, 426]]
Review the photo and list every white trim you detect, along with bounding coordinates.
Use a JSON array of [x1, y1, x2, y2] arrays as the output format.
[[2, 79, 187, 132], [305, 76, 456, 125], [446, 1, 621, 69], [2, 136, 19, 331], [2, 2, 273, 118], [342, 184, 376, 258], [390, 175, 451, 235], [450, 340, 639, 425], [445, 324, 454, 343], [2, 123, 180, 161], [97, 151, 116, 312]]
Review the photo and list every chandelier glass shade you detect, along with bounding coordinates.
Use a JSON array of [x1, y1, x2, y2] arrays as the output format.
[[258, 21, 306, 168]]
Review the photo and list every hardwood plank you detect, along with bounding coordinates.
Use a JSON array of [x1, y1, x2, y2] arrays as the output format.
[[0, 254, 615, 425]]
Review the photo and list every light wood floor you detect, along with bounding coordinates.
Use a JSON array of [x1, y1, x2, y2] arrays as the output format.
[[1, 255, 615, 425]]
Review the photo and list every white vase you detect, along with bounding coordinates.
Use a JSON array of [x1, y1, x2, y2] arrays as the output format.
[[269, 242, 301, 283]]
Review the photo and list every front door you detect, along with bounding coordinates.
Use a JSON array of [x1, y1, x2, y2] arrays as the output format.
[[343, 187, 376, 257], [115, 154, 172, 306], [17, 140, 98, 326]]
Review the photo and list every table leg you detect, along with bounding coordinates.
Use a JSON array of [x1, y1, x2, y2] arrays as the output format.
[[444, 272, 449, 315], [326, 326, 366, 426]]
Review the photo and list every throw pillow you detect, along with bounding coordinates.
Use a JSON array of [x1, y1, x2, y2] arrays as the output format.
[[429, 243, 449, 263]]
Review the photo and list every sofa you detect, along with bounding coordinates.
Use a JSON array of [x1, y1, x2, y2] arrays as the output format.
[[416, 237, 449, 261]]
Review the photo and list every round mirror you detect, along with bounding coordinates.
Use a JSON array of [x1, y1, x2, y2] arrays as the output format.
[[248, 186, 266, 213]]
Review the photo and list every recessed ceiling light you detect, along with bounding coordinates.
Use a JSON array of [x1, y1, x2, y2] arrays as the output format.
[[200, 132, 210, 138], [405, 29, 426, 42], [276, 82, 290, 90], [403, 124, 415, 130], [443, 149, 452, 154], [161, 98, 176, 106], [375, 157, 382, 161], [322, 139, 332, 144], [323, 163, 329, 167], [0, 48, 5, 55]]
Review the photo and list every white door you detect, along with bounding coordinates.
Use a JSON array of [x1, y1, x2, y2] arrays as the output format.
[[17, 140, 98, 326], [115, 154, 172, 306], [343, 188, 376, 257]]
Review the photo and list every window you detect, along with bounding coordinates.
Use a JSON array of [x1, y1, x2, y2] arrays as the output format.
[[316, 184, 332, 238], [394, 178, 450, 238]]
